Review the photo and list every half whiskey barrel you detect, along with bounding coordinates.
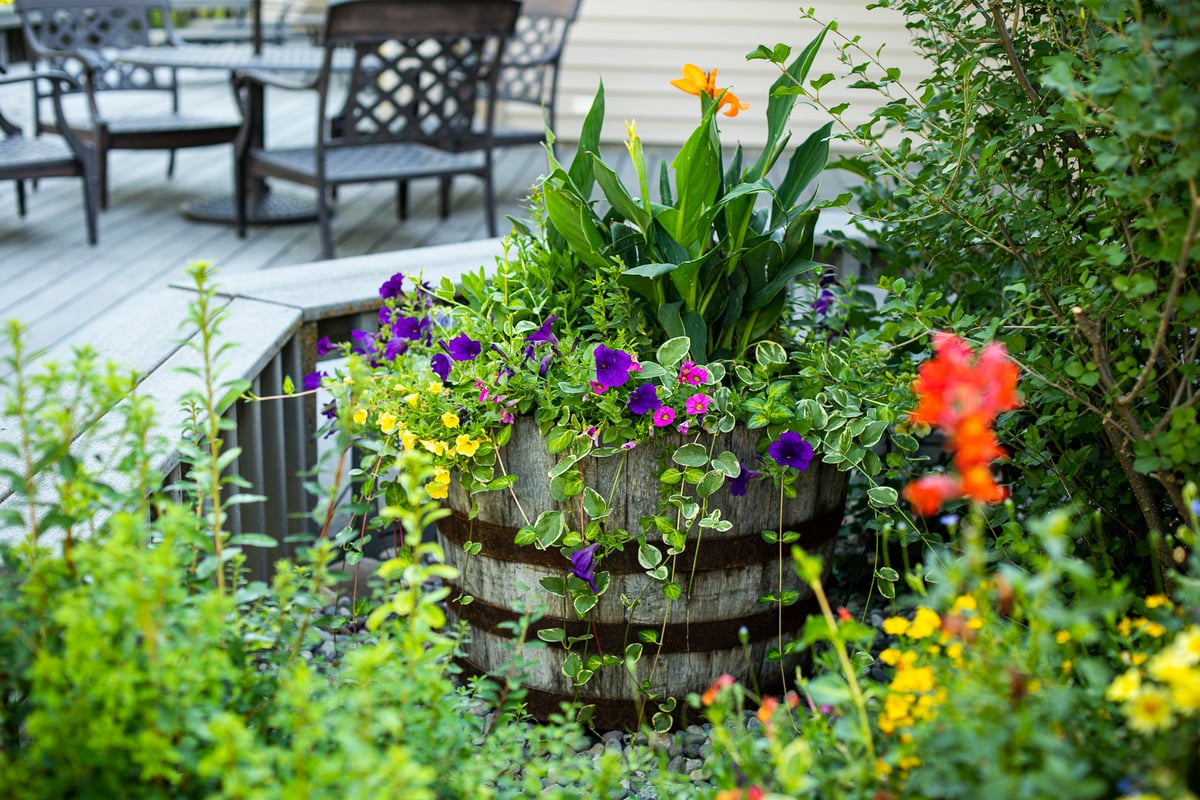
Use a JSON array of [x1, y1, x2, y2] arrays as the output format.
[[437, 417, 848, 729]]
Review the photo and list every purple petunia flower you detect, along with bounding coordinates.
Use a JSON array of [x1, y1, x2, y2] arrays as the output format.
[[316, 336, 336, 357], [568, 542, 600, 592], [538, 352, 553, 378], [444, 333, 482, 362], [628, 383, 661, 415], [302, 371, 325, 391], [350, 329, 376, 355], [728, 459, 762, 497], [594, 344, 634, 388], [525, 315, 559, 347], [384, 337, 408, 361], [431, 353, 451, 382], [321, 400, 338, 420], [392, 315, 428, 341], [378, 307, 393, 327], [652, 406, 676, 428], [678, 360, 708, 386], [768, 432, 814, 471], [685, 393, 712, 415], [379, 272, 406, 299]]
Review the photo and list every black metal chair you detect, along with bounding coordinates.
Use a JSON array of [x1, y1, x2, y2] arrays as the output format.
[[232, 0, 520, 259], [428, 0, 580, 220], [15, 0, 241, 208], [179, 1, 295, 45], [1, 67, 99, 244]]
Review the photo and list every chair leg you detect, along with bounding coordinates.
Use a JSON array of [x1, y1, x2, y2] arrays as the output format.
[[167, 149, 177, 179], [396, 181, 408, 220], [483, 173, 497, 238], [439, 176, 452, 219], [234, 159, 248, 239], [318, 184, 336, 259], [81, 172, 99, 246], [98, 148, 110, 210], [16, 180, 27, 217]]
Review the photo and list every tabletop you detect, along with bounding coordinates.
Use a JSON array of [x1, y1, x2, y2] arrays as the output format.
[[114, 42, 352, 72]]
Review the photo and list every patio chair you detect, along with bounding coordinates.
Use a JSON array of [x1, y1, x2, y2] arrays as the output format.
[[15, 0, 241, 208], [0, 67, 99, 244], [232, 0, 520, 259], [420, 0, 581, 221]]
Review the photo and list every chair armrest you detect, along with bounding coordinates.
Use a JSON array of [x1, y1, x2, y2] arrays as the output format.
[[1, 70, 95, 159], [0, 69, 83, 93]]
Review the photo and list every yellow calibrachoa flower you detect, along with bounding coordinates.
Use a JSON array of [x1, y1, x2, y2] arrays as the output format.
[[441, 411, 460, 429], [1144, 594, 1170, 609], [426, 481, 449, 499], [882, 617, 911, 636], [353, 408, 368, 425], [378, 412, 397, 435], [1124, 686, 1174, 733], [405, 393, 420, 407], [454, 434, 481, 457], [433, 466, 451, 485], [1107, 669, 1142, 703], [399, 429, 418, 451], [421, 439, 448, 456], [427, 381, 444, 395], [1055, 630, 1072, 644]]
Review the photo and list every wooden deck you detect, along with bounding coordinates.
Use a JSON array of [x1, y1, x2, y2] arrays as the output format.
[[1, 60, 860, 381], [0, 63, 565, 375]]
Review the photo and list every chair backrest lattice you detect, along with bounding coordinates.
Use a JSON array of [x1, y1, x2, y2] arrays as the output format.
[[497, 0, 579, 108], [16, 0, 178, 94], [320, 0, 519, 151]]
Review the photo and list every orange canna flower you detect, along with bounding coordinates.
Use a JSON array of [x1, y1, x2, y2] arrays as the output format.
[[671, 63, 717, 97], [671, 63, 749, 117], [959, 462, 1008, 505]]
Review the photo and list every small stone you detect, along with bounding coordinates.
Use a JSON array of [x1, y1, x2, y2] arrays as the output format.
[[688, 768, 710, 782], [666, 755, 684, 774], [602, 729, 624, 743], [699, 741, 714, 760], [684, 758, 701, 773]]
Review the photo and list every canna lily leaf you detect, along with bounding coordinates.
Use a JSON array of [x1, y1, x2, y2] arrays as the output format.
[[749, 24, 831, 181], [775, 121, 834, 212], [592, 154, 652, 234]]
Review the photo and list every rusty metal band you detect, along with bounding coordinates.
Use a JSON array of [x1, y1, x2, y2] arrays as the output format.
[[445, 583, 821, 654], [436, 505, 843, 574]]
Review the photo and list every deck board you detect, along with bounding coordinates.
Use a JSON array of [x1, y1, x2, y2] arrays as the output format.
[[1, 66, 556, 376]]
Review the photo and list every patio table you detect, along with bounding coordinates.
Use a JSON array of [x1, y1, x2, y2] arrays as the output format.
[[115, 42, 351, 224]]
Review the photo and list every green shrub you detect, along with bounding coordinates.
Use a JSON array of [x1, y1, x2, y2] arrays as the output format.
[[755, 0, 1200, 578]]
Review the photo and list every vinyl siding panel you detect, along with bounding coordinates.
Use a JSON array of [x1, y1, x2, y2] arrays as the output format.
[[520, 0, 929, 152]]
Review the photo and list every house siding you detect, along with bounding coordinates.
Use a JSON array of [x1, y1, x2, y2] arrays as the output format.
[[536, 0, 928, 151]]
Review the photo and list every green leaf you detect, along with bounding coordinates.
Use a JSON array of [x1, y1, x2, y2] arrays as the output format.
[[538, 627, 567, 643], [228, 533, 278, 548], [533, 510, 567, 549], [656, 336, 692, 367], [755, 340, 788, 366], [867, 486, 899, 508], [540, 576, 567, 596], [672, 443, 709, 467], [638, 542, 663, 569], [592, 153, 651, 233], [546, 426, 576, 453], [583, 487, 609, 519], [574, 594, 598, 616]]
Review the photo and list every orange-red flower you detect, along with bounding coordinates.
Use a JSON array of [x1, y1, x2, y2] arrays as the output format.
[[701, 672, 736, 706], [904, 333, 1020, 516], [671, 63, 749, 117]]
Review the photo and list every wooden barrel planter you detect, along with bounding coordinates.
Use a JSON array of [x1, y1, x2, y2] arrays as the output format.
[[437, 417, 849, 729]]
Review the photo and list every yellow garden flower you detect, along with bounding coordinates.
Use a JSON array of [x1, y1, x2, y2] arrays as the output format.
[[882, 617, 911, 636], [1106, 669, 1141, 702], [1167, 669, 1200, 712], [422, 439, 448, 456], [1055, 630, 1072, 644], [907, 607, 941, 640], [353, 408, 368, 425], [399, 429, 418, 450], [426, 481, 449, 499], [1124, 686, 1174, 733], [454, 434, 481, 457], [427, 381, 444, 395], [890, 665, 935, 694], [441, 412, 460, 429], [950, 594, 977, 613], [378, 412, 397, 435], [405, 393, 421, 407], [1173, 627, 1200, 663], [1144, 594, 1169, 609]]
